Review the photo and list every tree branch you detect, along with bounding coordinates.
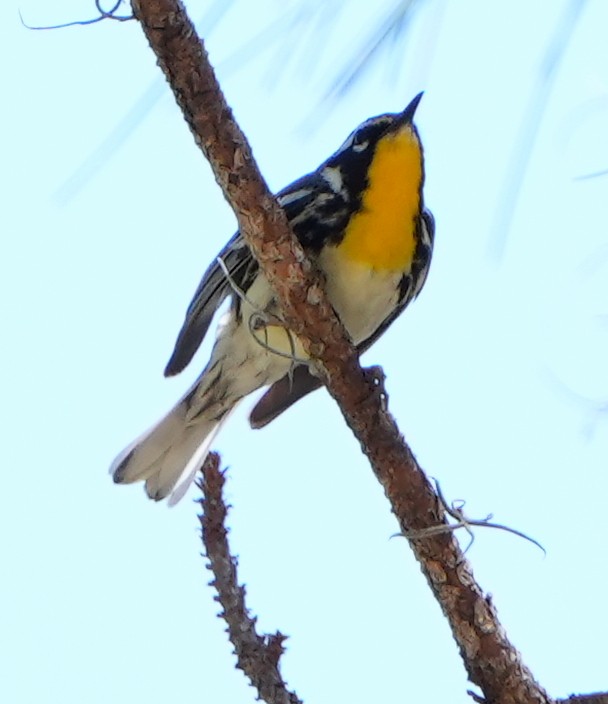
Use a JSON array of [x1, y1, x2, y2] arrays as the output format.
[[131, 1, 551, 702], [198, 453, 301, 704]]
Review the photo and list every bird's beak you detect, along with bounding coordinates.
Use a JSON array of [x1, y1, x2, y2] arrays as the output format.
[[394, 92, 424, 128]]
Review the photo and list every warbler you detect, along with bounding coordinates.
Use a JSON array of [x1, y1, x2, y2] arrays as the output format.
[[111, 92, 434, 503]]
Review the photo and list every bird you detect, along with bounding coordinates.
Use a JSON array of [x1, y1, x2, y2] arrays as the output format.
[[111, 92, 435, 504]]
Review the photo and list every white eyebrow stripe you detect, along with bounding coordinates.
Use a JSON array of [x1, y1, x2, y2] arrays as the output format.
[[321, 166, 345, 195]]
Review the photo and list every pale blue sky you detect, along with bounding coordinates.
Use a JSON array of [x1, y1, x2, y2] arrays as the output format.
[[2, 1, 608, 703]]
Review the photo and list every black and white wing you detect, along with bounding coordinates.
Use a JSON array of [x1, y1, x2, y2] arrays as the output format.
[[163, 171, 336, 377], [164, 233, 256, 376]]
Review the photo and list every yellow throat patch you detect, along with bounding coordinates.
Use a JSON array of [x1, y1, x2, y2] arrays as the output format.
[[340, 126, 422, 271]]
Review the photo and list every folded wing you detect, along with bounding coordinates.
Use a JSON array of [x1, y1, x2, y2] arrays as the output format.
[[164, 234, 258, 377]]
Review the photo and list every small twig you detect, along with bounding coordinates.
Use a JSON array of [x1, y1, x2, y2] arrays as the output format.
[[402, 480, 545, 555], [20, 0, 132, 30], [216, 255, 307, 366], [248, 315, 307, 365], [198, 454, 302, 704], [215, 255, 261, 313]]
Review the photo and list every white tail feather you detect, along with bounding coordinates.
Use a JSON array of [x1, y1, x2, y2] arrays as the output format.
[[167, 408, 236, 506], [111, 376, 230, 502], [112, 304, 294, 503]]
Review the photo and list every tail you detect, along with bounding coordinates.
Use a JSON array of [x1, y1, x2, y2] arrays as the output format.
[[112, 312, 291, 503], [111, 372, 234, 504]]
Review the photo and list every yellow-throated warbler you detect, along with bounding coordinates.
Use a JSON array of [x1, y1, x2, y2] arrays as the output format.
[[111, 92, 434, 503]]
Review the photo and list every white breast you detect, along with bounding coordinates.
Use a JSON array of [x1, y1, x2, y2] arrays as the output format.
[[223, 247, 401, 374], [318, 246, 402, 345]]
